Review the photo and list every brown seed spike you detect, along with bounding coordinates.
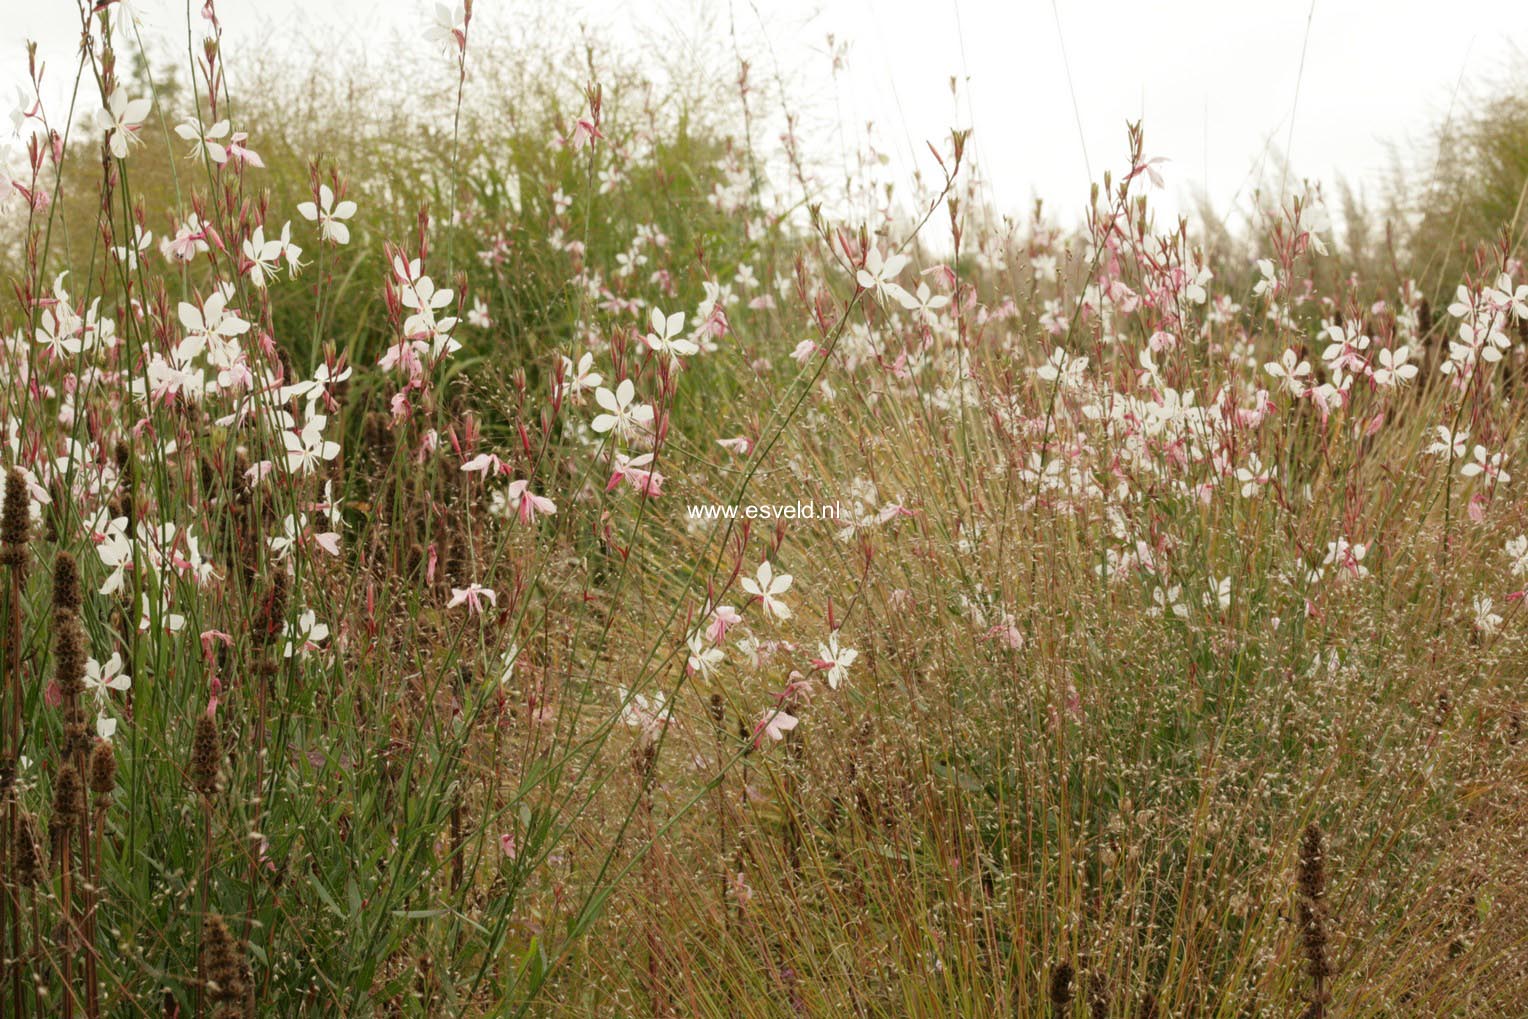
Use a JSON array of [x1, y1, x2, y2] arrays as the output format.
[[49, 762, 85, 855], [55, 613, 88, 700], [53, 549, 82, 613], [13, 809, 44, 886], [191, 714, 223, 798], [1298, 823, 1326, 905], [90, 738, 118, 794], [0, 466, 30, 565], [1296, 822, 1332, 1016], [202, 916, 245, 1004], [63, 719, 94, 761], [252, 570, 290, 652]]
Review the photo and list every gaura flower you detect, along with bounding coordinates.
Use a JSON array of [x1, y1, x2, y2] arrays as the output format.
[[741, 560, 793, 622], [448, 584, 497, 615]]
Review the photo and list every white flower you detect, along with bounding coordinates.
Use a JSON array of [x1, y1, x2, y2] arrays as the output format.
[[111, 224, 154, 270], [1150, 584, 1186, 619], [396, 266, 457, 349], [855, 245, 911, 305], [242, 226, 285, 287], [1203, 577, 1231, 612], [177, 290, 250, 363], [1252, 258, 1279, 298], [1473, 595, 1503, 635], [1460, 445, 1510, 486], [95, 709, 119, 741], [93, 514, 132, 596], [97, 90, 151, 159], [173, 119, 230, 164], [1235, 454, 1274, 498], [754, 707, 799, 744], [284, 414, 341, 474], [590, 379, 654, 439], [280, 362, 351, 410], [1037, 346, 1088, 387], [814, 633, 858, 690], [467, 296, 491, 329], [558, 351, 602, 400], [161, 214, 211, 262], [618, 686, 671, 744], [1183, 264, 1212, 304], [1371, 345, 1417, 387], [138, 592, 186, 635], [1425, 426, 1468, 459], [741, 561, 793, 621], [1323, 538, 1370, 582], [643, 307, 697, 361], [84, 652, 132, 698], [447, 584, 497, 614], [1506, 535, 1528, 577], [268, 512, 339, 560], [500, 480, 556, 524], [426, 2, 467, 53], [283, 609, 330, 657], [1487, 272, 1528, 320], [896, 280, 950, 319], [1321, 324, 1370, 372], [297, 185, 357, 245], [1264, 348, 1311, 397], [686, 632, 725, 679]]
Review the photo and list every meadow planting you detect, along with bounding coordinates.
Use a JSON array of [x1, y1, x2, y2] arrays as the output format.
[[0, 2, 1525, 1016]]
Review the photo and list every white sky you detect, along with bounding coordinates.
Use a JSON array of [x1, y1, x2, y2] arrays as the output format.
[[3, 0, 1525, 224]]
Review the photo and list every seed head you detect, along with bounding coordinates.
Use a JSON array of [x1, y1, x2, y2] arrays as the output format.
[[1298, 823, 1326, 904], [202, 915, 245, 1004], [0, 467, 30, 563], [1296, 822, 1333, 1013], [52, 550, 82, 614], [13, 810, 44, 886], [63, 718, 94, 760], [49, 762, 84, 851], [1049, 960, 1074, 1007], [252, 571, 290, 652], [191, 714, 222, 798], [55, 614, 88, 701], [1088, 974, 1110, 1019], [90, 738, 118, 794]]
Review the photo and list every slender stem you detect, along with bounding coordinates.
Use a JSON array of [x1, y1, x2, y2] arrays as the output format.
[[60, 832, 75, 1019], [194, 799, 212, 1019], [2, 565, 19, 1019]]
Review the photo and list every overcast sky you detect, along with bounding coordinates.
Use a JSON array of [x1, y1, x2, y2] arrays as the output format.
[[4, 1, 1525, 223]]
